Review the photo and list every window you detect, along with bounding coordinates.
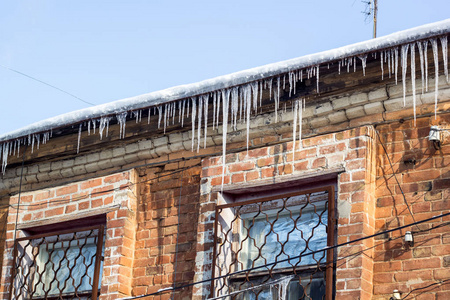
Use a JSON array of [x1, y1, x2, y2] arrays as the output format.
[[212, 186, 335, 300], [9, 224, 105, 300]]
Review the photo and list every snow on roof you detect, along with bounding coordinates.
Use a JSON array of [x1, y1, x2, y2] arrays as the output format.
[[1, 18, 450, 142]]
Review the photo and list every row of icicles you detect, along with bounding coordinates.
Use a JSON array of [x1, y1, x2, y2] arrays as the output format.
[[1, 36, 448, 175]]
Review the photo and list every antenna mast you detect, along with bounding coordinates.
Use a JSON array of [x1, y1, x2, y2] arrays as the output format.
[[373, 0, 378, 38]]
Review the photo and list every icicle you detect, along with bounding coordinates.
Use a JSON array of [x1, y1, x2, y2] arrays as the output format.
[[178, 101, 182, 123], [431, 38, 439, 118], [353, 57, 356, 72], [292, 100, 298, 153], [36, 134, 40, 150], [401, 44, 410, 106], [31, 134, 35, 153], [216, 91, 221, 128], [316, 65, 320, 93], [275, 76, 281, 122], [116, 112, 127, 139], [299, 99, 304, 148], [251, 82, 259, 114], [163, 104, 168, 134], [204, 95, 209, 149], [133, 111, 139, 123], [387, 49, 391, 78], [440, 36, 448, 83], [212, 92, 216, 130], [394, 47, 399, 85], [88, 121, 91, 135], [338, 61, 341, 75], [2, 143, 8, 174], [417, 42, 425, 94], [347, 58, 350, 73], [359, 55, 368, 76], [221, 89, 230, 190], [157, 106, 163, 129], [423, 41, 429, 92], [411, 43, 417, 125], [239, 87, 244, 121], [380, 51, 384, 80], [186, 99, 190, 118], [17, 140, 20, 158], [77, 124, 82, 153], [191, 97, 197, 151], [245, 84, 252, 151], [300, 69, 303, 82], [259, 80, 263, 109], [181, 100, 186, 127], [267, 78, 273, 101], [99, 117, 111, 140], [92, 119, 96, 134], [277, 276, 293, 300], [172, 103, 176, 125], [147, 108, 151, 124], [289, 71, 293, 97], [293, 71, 297, 95], [231, 87, 239, 130]]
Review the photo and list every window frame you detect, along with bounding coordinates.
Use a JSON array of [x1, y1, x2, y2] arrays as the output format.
[[211, 185, 336, 300], [9, 224, 105, 300]]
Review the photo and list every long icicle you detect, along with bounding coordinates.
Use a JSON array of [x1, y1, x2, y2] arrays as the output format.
[[191, 97, 197, 151], [401, 44, 410, 106], [431, 38, 439, 118], [417, 41, 425, 94], [441, 36, 448, 83], [221, 89, 230, 190], [197, 96, 203, 152], [411, 43, 417, 125], [204, 95, 208, 149]]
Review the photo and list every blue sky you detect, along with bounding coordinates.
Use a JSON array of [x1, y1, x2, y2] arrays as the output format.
[[1, 0, 449, 135]]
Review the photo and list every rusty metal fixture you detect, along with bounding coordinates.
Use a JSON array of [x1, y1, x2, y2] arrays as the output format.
[[212, 186, 335, 299], [9, 225, 105, 300]]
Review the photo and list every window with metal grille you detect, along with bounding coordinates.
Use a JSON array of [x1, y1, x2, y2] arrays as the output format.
[[9, 224, 105, 300], [212, 186, 335, 300]]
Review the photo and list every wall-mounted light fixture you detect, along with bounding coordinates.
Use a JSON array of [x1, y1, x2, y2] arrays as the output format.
[[429, 126, 441, 149], [389, 289, 401, 300], [404, 231, 414, 247]]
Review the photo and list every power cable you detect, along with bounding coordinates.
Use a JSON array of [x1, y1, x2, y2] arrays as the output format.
[[0, 64, 95, 106], [374, 128, 420, 230], [118, 211, 450, 300], [401, 278, 450, 299]]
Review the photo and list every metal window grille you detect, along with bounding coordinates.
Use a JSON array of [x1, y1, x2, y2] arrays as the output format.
[[9, 225, 105, 300], [212, 187, 335, 300]]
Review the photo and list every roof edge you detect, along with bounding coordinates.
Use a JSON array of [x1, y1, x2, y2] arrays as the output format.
[[1, 18, 450, 142]]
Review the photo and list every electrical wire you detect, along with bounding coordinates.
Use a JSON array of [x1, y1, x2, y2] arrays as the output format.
[[0, 64, 96, 106], [118, 211, 450, 300], [374, 128, 420, 230], [401, 278, 450, 299]]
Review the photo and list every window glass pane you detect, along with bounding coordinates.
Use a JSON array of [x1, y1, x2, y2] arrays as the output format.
[[242, 203, 327, 269]]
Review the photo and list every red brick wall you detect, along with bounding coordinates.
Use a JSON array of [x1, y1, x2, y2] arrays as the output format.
[[0, 171, 135, 300], [132, 161, 201, 300], [197, 126, 377, 300], [374, 114, 450, 299]]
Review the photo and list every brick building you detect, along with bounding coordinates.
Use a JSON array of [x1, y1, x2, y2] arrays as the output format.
[[0, 20, 450, 299]]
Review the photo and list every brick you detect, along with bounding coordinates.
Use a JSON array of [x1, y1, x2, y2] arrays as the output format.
[[56, 184, 78, 196]]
